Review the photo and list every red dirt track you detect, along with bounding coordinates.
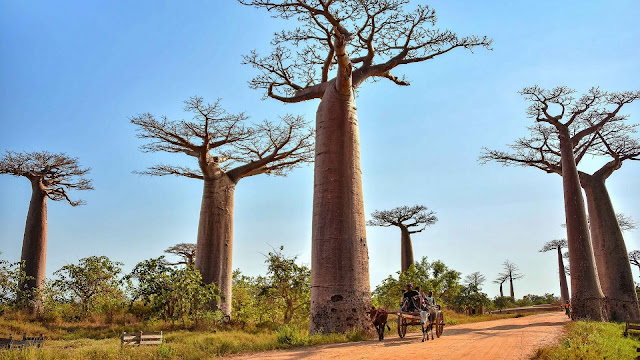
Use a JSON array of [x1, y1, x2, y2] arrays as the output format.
[[230, 312, 568, 360]]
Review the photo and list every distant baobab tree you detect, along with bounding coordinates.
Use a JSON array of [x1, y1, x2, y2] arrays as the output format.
[[239, 0, 491, 334], [618, 214, 637, 232], [629, 251, 640, 274], [164, 243, 197, 267], [0, 151, 92, 307], [500, 260, 523, 299], [539, 239, 570, 304], [132, 97, 313, 315], [481, 86, 640, 320], [367, 205, 437, 273], [464, 272, 486, 293], [493, 273, 509, 298]]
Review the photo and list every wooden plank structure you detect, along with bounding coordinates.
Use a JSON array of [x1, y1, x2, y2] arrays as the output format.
[[121, 331, 163, 346], [0, 333, 44, 350], [624, 319, 640, 337]]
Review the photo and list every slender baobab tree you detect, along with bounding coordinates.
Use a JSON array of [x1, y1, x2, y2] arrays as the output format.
[[239, 0, 491, 334], [132, 97, 313, 315], [500, 260, 523, 299], [493, 273, 509, 298], [367, 205, 437, 273], [164, 243, 197, 267], [0, 151, 92, 306], [539, 239, 570, 304], [481, 109, 640, 320], [481, 86, 640, 320], [464, 272, 486, 293]]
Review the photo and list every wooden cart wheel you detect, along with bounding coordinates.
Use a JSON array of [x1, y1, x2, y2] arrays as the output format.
[[436, 313, 445, 338], [397, 317, 407, 338]]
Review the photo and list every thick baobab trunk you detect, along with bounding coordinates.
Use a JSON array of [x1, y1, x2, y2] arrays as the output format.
[[194, 175, 235, 316], [310, 84, 373, 334], [509, 277, 514, 299], [400, 226, 414, 273], [558, 130, 607, 320], [20, 180, 48, 306], [557, 247, 570, 304], [499, 282, 504, 297], [582, 175, 639, 321]]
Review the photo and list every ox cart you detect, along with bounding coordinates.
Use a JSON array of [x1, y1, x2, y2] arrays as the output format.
[[396, 305, 445, 341]]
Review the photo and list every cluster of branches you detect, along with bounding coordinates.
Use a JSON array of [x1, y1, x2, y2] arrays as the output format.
[[0, 151, 93, 206], [240, 0, 492, 101], [131, 97, 314, 181], [367, 205, 437, 233]]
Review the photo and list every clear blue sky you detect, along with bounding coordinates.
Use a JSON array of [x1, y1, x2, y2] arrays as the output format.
[[1, 0, 639, 299]]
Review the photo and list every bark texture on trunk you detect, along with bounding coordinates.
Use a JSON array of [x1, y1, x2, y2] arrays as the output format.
[[582, 175, 639, 321], [400, 226, 414, 273], [20, 180, 48, 305], [558, 130, 607, 320], [557, 247, 570, 304], [509, 277, 514, 299], [310, 84, 372, 334], [194, 175, 235, 316]]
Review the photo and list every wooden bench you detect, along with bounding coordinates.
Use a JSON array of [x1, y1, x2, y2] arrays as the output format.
[[624, 319, 640, 337], [0, 334, 44, 350], [121, 331, 163, 346]]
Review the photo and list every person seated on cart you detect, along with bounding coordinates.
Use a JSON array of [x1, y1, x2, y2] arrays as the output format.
[[425, 291, 436, 308], [400, 283, 420, 312]]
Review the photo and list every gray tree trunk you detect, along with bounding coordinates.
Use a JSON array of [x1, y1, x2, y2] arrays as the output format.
[[400, 226, 414, 273], [310, 84, 373, 334], [558, 129, 607, 320], [582, 175, 639, 321], [499, 282, 503, 297], [509, 277, 514, 299], [194, 175, 235, 316], [20, 180, 48, 308], [557, 247, 570, 304]]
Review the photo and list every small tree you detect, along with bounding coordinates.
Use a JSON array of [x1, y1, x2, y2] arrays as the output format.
[[0, 151, 92, 305], [0, 253, 33, 311], [500, 260, 523, 299], [262, 247, 311, 324], [493, 273, 509, 298], [464, 272, 486, 293], [539, 239, 570, 304], [132, 97, 313, 315], [52, 256, 123, 314], [367, 205, 437, 272], [164, 243, 197, 267]]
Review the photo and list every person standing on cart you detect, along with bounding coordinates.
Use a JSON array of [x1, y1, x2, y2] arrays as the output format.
[[401, 283, 420, 311]]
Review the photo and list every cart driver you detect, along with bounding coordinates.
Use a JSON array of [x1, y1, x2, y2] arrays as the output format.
[[401, 282, 420, 311]]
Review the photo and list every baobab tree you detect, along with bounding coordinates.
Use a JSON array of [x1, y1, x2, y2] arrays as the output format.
[[493, 273, 508, 298], [239, 0, 491, 333], [500, 260, 523, 299], [617, 214, 637, 232], [0, 151, 92, 306], [630, 251, 640, 276], [539, 239, 570, 304], [164, 243, 197, 267], [464, 272, 486, 293], [367, 205, 437, 273], [481, 102, 640, 320], [481, 86, 640, 320], [132, 97, 313, 315]]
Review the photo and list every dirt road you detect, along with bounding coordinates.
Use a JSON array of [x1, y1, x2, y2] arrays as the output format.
[[231, 312, 568, 360]]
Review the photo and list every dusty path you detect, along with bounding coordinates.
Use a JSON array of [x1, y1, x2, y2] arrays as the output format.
[[230, 312, 568, 360]]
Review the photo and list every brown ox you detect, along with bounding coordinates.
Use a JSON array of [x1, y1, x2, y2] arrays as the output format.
[[369, 306, 391, 341]]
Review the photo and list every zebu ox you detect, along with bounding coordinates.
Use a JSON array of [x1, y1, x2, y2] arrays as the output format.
[[368, 307, 391, 341], [419, 306, 438, 342]]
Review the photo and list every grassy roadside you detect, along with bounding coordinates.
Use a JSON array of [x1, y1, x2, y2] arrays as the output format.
[[0, 310, 532, 359], [534, 320, 640, 360]]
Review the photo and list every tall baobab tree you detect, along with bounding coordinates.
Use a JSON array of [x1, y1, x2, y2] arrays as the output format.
[[367, 205, 437, 273], [239, 0, 491, 334], [464, 272, 486, 293], [539, 239, 570, 304], [481, 86, 640, 320], [481, 106, 640, 321], [0, 151, 92, 306], [132, 97, 313, 315], [493, 273, 509, 298], [164, 243, 197, 267], [500, 260, 523, 299]]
